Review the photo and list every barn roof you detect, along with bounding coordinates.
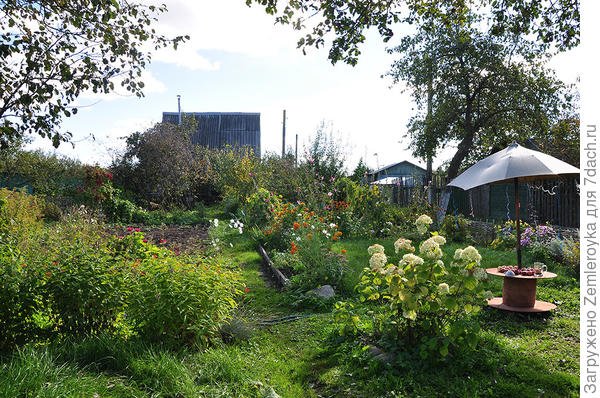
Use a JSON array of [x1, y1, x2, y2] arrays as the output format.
[[369, 160, 427, 176]]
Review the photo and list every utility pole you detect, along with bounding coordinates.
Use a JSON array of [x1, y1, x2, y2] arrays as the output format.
[[177, 95, 182, 125], [282, 109, 286, 157], [295, 133, 298, 165]]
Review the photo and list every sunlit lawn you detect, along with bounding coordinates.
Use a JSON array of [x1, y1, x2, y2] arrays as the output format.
[[0, 226, 579, 397]]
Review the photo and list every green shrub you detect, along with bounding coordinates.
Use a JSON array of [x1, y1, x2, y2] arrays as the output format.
[[334, 216, 492, 359], [0, 192, 243, 350], [127, 256, 243, 346], [440, 214, 471, 243], [0, 188, 44, 249], [243, 188, 281, 229]]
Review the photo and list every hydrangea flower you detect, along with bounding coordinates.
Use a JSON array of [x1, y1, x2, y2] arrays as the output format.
[[454, 248, 463, 260], [415, 214, 433, 235], [369, 252, 388, 272], [430, 235, 446, 246], [473, 267, 487, 280], [368, 244, 385, 255], [419, 238, 443, 260], [394, 238, 415, 253], [438, 283, 450, 294], [399, 253, 424, 268], [459, 246, 482, 265]]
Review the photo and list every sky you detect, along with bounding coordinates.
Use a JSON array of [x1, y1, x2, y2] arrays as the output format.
[[25, 0, 583, 172]]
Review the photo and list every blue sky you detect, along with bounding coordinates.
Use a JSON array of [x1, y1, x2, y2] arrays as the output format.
[[26, 0, 583, 172]]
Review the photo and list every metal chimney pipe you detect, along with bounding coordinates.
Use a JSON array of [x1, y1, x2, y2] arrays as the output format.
[[177, 95, 182, 125]]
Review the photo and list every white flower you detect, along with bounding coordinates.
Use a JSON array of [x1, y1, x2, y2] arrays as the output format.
[[329, 223, 336, 228], [238, 227, 243, 234], [367, 244, 385, 255], [473, 267, 487, 280], [229, 243, 234, 247], [213, 218, 219, 227], [431, 235, 446, 246], [399, 253, 424, 268], [369, 252, 388, 271], [296, 236, 301, 241], [415, 214, 433, 235], [460, 246, 482, 265], [438, 283, 450, 294], [394, 238, 415, 253], [419, 238, 443, 260], [454, 249, 463, 260]]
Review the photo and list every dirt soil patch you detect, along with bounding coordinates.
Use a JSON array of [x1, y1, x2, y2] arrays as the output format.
[[111, 224, 209, 254]]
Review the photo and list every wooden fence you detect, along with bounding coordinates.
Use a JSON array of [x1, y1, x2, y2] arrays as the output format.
[[386, 174, 580, 228]]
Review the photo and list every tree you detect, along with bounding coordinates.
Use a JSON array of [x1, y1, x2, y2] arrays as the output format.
[[349, 157, 370, 184], [387, 21, 570, 179], [246, 0, 579, 65], [0, 0, 187, 148], [534, 117, 580, 168], [111, 118, 198, 207]]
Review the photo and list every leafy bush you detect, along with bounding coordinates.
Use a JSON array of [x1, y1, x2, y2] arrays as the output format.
[[243, 188, 282, 229], [0, 192, 243, 351], [127, 256, 242, 346], [0, 149, 85, 198], [334, 216, 492, 359], [440, 214, 471, 243]]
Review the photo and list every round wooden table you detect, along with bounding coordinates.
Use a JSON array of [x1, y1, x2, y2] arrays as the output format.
[[485, 268, 557, 313]]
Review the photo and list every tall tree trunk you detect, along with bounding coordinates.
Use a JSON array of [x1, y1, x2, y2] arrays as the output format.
[[446, 130, 475, 180]]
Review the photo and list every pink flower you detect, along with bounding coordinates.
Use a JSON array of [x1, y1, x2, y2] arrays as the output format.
[[159, 239, 167, 244], [327, 192, 333, 197], [134, 228, 141, 233], [142, 239, 148, 243], [126, 227, 133, 232]]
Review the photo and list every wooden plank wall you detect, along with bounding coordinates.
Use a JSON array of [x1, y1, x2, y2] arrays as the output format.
[[388, 175, 580, 227]]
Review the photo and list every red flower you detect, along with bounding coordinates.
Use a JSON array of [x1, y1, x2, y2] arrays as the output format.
[[142, 239, 148, 243], [159, 239, 167, 244], [126, 226, 133, 232], [293, 222, 300, 230], [244, 287, 251, 293]]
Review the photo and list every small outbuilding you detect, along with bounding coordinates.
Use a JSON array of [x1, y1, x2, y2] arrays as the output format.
[[368, 160, 427, 187]]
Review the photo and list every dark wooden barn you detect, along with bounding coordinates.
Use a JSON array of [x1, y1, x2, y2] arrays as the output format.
[[162, 112, 261, 155]]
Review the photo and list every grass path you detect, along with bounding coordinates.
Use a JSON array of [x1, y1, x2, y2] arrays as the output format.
[[0, 226, 580, 397]]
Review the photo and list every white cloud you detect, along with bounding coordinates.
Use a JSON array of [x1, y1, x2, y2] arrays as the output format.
[[74, 70, 167, 105], [147, 0, 300, 70]]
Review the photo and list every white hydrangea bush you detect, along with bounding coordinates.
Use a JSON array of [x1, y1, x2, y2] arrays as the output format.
[[344, 215, 493, 358]]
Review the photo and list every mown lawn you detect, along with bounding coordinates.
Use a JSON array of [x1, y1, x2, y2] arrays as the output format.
[[0, 226, 579, 397]]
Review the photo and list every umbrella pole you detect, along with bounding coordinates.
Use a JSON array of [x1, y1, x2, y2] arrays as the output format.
[[514, 178, 522, 269]]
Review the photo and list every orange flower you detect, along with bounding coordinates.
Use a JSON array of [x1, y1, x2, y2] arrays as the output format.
[[302, 222, 309, 228], [332, 231, 343, 241], [293, 222, 300, 230], [341, 249, 347, 254], [290, 242, 298, 255]]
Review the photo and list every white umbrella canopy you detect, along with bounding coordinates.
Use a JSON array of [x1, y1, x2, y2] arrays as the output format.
[[447, 142, 579, 268], [447, 142, 580, 191]]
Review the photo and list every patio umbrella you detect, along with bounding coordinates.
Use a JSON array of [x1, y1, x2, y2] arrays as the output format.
[[447, 142, 579, 268]]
